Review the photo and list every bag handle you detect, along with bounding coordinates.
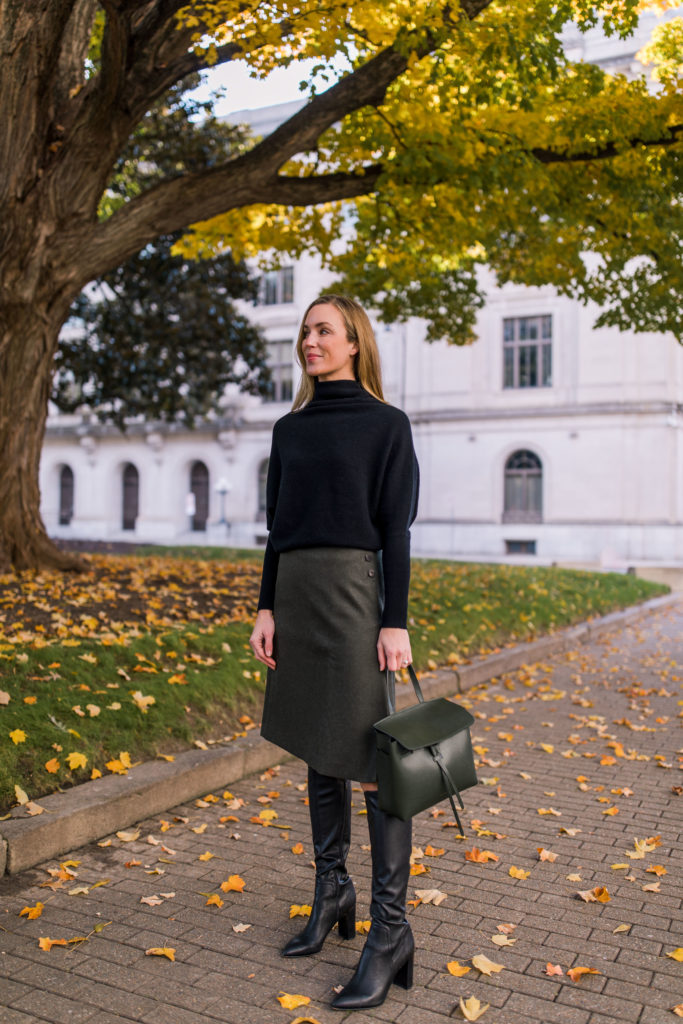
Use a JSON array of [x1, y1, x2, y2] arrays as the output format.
[[384, 664, 425, 716], [384, 666, 467, 837]]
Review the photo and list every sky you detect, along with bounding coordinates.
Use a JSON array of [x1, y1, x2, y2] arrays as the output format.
[[189, 58, 339, 117]]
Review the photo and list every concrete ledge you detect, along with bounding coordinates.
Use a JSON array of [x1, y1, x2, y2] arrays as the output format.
[[1, 591, 678, 875]]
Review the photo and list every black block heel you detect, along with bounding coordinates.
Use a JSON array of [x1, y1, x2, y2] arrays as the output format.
[[394, 951, 414, 990], [338, 906, 356, 941]]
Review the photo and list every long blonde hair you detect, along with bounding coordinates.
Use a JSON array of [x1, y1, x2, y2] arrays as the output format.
[[291, 294, 385, 411]]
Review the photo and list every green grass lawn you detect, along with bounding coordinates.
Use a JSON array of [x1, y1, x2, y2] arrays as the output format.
[[0, 548, 667, 812]]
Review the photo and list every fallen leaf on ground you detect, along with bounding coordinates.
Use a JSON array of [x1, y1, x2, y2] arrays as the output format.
[[537, 848, 558, 862], [447, 960, 471, 976], [471, 955, 504, 976], [198, 851, 214, 861], [66, 751, 87, 770], [613, 924, 631, 934], [646, 865, 667, 876], [233, 923, 251, 933], [38, 937, 68, 951], [567, 966, 601, 982], [673, 1005, 683, 1018], [10, 729, 26, 745], [14, 784, 29, 804], [140, 895, 163, 906], [44, 758, 60, 774], [496, 923, 516, 934], [666, 949, 683, 962], [291, 842, 304, 855], [414, 888, 448, 905], [205, 894, 224, 907], [290, 1018, 322, 1024], [537, 807, 561, 816], [19, 903, 44, 919], [642, 882, 661, 893], [116, 830, 140, 842], [459, 995, 489, 1020], [491, 934, 516, 947], [145, 947, 175, 960], [290, 904, 312, 918], [356, 920, 371, 934], [425, 845, 445, 857], [576, 886, 610, 903], [509, 867, 530, 880], [545, 963, 563, 976], [277, 993, 310, 1010], [220, 875, 245, 893], [465, 848, 499, 863]]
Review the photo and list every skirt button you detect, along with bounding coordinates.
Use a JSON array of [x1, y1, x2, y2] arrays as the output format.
[[368, 569, 375, 577]]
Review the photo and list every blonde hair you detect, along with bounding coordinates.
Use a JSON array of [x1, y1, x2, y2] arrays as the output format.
[[291, 294, 385, 411]]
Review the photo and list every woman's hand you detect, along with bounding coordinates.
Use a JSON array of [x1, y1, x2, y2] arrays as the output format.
[[250, 609, 276, 670], [377, 627, 412, 672]]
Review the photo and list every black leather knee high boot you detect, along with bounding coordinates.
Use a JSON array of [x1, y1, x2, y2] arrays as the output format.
[[331, 790, 413, 1008], [282, 766, 356, 957]]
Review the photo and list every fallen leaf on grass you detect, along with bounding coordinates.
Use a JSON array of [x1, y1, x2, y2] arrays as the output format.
[[576, 886, 610, 903], [66, 751, 87, 770], [447, 961, 471, 976], [220, 875, 245, 893], [567, 966, 601, 982], [471, 955, 504, 976], [277, 992, 310, 1010], [145, 947, 175, 961], [545, 963, 564, 976], [19, 902, 44, 920], [10, 729, 26, 745], [44, 758, 60, 774], [14, 785, 29, 805], [459, 995, 489, 1020]]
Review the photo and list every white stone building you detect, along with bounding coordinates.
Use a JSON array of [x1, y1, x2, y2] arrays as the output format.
[[41, 13, 683, 565]]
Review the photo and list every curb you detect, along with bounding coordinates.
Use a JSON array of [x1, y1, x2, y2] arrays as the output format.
[[1, 592, 678, 876]]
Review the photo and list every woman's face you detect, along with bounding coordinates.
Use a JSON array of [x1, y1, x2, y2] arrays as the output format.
[[301, 303, 358, 382]]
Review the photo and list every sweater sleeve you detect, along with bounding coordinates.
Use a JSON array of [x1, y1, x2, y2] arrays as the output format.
[[376, 415, 420, 629], [256, 430, 282, 612]]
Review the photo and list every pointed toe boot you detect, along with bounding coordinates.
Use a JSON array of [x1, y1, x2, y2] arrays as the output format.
[[331, 790, 414, 1009]]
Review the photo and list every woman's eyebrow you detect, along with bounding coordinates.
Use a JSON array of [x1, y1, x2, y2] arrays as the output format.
[[305, 320, 334, 329]]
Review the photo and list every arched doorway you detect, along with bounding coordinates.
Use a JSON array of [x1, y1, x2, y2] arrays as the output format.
[[190, 461, 209, 531], [122, 463, 139, 530], [503, 450, 543, 523], [59, 465, 74, 525]]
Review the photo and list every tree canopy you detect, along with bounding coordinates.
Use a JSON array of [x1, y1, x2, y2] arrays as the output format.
[[0, 0, 681, 570]]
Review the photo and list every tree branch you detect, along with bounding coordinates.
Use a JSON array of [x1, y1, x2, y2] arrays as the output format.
[[531, 124, 682, 164]]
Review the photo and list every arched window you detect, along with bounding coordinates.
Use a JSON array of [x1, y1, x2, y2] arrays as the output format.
[[503, 450, 543, 523], [122, 463, 139, 530], [190, 461, 209, 531], [59, 466, 74, 525], [257, 459, 269, 520]]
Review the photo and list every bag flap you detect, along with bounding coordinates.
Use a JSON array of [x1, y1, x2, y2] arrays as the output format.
[[374, 698, 474, 751]]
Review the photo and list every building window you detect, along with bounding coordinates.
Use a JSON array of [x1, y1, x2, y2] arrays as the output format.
[[505, 539, 537, 555], [257, 459, 269, 521], [190, 461, 209, 531], [503, 449, 543, 523], [264, 339, 294, 403], [258, 267, 294, 306], [59, 465, 74, 525], [503, 315, 552, 389], [122, 463, 139, 531]]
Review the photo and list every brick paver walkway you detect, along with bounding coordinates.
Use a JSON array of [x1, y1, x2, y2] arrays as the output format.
[[1, 604, 681, 1024]]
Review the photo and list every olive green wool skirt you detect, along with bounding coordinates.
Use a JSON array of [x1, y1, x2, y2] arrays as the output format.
[[259, 547, 388, 782]]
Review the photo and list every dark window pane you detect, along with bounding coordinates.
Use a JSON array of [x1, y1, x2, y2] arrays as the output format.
[[503, 318, 515, 343], [542, 344, 552, 386], [281, 267, 294, 303], [542, 315, 552, 339], [503, 347, 514, 388]]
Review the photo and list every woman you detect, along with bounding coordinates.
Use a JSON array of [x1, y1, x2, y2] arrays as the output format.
[[250, 294, 419, 1010]]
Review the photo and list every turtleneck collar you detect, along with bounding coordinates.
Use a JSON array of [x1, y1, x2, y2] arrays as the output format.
[[311, 379, 364, 401]]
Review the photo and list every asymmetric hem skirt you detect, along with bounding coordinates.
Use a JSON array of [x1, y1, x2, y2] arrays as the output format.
[[259, 547, 388, 782]]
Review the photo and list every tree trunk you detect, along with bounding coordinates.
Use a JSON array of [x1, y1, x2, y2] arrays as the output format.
[[0, 289, 87, 573]]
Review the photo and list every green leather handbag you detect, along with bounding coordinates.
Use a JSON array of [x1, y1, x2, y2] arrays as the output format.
[[374, 665, 478, 835]]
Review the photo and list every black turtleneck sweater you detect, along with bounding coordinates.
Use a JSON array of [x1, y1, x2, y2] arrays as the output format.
[[257, 379, 419, 628]]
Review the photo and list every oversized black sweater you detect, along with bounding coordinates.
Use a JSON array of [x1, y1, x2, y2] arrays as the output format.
[[257, 379, 419, 628]]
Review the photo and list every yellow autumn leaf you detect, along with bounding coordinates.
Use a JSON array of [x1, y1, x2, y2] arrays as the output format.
[[205, 894, 224, 907], [132, 690, 155, 713], [491, 934, 516, 947], [259, 808, 278, 821], [277, 993, 311, 1010], [14, 784, 29, 805], [539, 744, 554, 754], [667, 948, 683, 962], [10, 729, 26, 744], [20, 902, 44, 919], [44, 758, 60, 774], [509, 866, 530, 879], [291, 842, 305, 854], [66, 751, 87, 770], [576, 886, 610, 903], [447, 960, 471, 976], [198, 851, 214, 861], [471, 955, 504, 976], [459, 995, 490, 1020], [425, 845, 445, 857], [290, 1018, 322, 1024], [90, 768, 102, 779], [567, 966, 601, 982], [145, 947, 175, 960], [220, 874, 246, 893], [116, 829, 141, 842], [38, 937, 68, 951], [0, 690, 10, 704], [290, 904, 312, 918], [355, 920, 371, 934]]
